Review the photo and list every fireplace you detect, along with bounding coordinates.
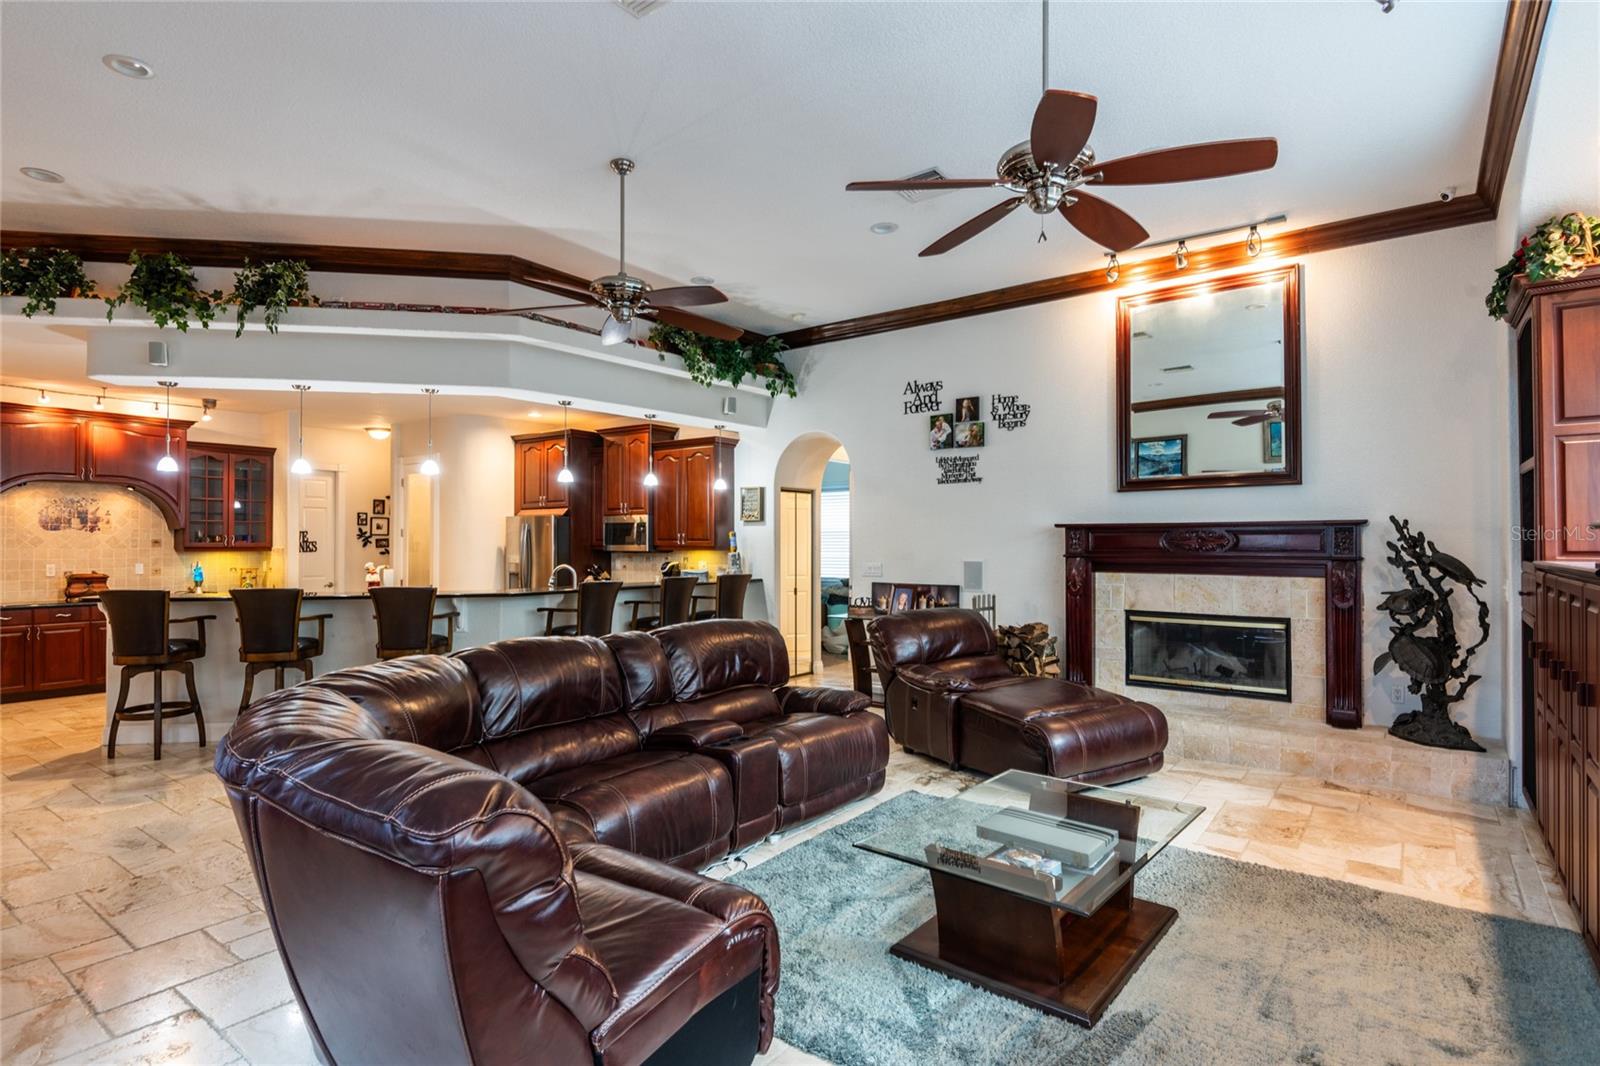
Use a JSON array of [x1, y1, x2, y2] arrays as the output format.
[[1125, 610, 1291, 702]]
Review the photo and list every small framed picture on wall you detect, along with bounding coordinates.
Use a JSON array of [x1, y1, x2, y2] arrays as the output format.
[[1131, 435, 1187, 479], [370, 516, 390, 536], [1262, 420, 1285, 464], [739, 486, 765, 523]]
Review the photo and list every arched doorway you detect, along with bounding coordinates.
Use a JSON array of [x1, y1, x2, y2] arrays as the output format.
[[772, 433, 849, 678]]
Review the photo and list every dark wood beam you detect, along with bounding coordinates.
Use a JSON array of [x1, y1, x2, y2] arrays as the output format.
[[1129, 386, 1284, 415], [1476, 0, 1552, 216]]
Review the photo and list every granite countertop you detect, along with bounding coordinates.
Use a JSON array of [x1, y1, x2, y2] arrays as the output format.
[[5, 578, 760, 611]]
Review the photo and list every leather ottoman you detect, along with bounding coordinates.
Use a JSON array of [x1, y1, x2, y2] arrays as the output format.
[[957, 677, 1167, 782]]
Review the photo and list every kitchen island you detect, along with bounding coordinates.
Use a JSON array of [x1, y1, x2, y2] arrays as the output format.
[[77, 579, 765, 747]]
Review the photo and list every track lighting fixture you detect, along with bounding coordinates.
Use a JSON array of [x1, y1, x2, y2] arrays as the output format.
[[1246, 224, 1262, 257], [156, 381, 180, 473], [556, 401, 575, 485], [290, 385, 313, 476], [419, 388, 441, 476], [1174, 240, 1189, 270], [1105, 253, 1120, 283], [712, 425, 728, 492], [642, 415, 660, 488]]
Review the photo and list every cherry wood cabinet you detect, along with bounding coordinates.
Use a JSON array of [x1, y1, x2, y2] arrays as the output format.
[[651, 438, 735, 551], [1526, 564, 1600, 968], [599, 424, 673, 517], [1, 404, 193, 529], [0, 605, 106, 700], [513, 430, 601, 513], [183, 445, 274, 550]]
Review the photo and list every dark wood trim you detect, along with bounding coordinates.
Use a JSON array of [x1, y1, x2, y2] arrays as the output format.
[[1477, 0, 1553, 216], [1129, 386, 1285, 415], [1117, 266, 1301, 492], [1058, 520, 1367, 728]]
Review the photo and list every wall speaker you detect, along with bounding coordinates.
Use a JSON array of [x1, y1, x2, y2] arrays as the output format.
[[147, 341, 169, 367], [963, 560, 983, 590], [721, 396, 738, 416]]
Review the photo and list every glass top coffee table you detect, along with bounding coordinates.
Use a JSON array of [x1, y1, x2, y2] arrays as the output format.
[[854, 770, 1204, 1027]]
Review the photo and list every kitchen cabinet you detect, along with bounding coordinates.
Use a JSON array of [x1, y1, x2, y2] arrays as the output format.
[[0, 605, 107, 700], [599, 424, 673, 517], [1526, 564, 1600, 968], [183, 445, 274, 549], [1, 404, 192, 529], [651, 437, 735, 550], [513, 430, 600, 512]]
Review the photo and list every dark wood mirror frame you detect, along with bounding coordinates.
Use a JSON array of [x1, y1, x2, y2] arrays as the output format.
[[1116, 264, 1302, 492]]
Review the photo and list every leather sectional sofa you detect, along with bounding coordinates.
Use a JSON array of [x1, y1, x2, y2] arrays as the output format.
[[216, 619, 887, 1066], [869, 608, 1168, 784]]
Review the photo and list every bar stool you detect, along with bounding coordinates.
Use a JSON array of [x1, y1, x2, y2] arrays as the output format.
[[371, 587, 457, 660], [692, 572, 753, 621], [99, 591, 213, 760], [540, 580, 623, 636], [628, 575, 699, 631], [231, 588, 330, 710]]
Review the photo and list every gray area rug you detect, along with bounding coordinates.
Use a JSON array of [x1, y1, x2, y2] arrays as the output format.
[[730, 792, 1600, 1065]]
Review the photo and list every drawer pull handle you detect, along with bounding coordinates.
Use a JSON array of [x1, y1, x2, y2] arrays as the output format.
[[54, 612, 72, 618]]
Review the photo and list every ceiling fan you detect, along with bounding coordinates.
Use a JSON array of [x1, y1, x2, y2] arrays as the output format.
[[1207, 399, 1284, 427], [845, 0, 1278, 258], [501, 158, 742, 344]]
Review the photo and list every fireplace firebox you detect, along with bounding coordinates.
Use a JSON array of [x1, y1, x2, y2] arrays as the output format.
[[1125, 610, 1291, 702]]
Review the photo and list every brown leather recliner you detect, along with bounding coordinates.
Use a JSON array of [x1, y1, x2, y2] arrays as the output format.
[[870, 608, 1168, 784], [216, 654, 779, 1066]]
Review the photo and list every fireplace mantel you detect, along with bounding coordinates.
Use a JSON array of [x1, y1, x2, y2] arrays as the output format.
[[1056, 520, 1368, 729]]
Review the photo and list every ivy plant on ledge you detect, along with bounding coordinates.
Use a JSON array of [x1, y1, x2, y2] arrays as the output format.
[[648, 322, 797, 398], [104, 251, 224, 331], [230, 259, 316, 336], [1486, 212, 1600, 320], [0, 247, 96, 317]]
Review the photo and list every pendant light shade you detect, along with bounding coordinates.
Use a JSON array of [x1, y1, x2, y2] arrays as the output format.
[[290, 385, 312, 475], [419, 388, 441, 476], [156, 381, 180, 472], [642, 414, 659, 488], [556, 400, 575, 484], [712, 424, 727, 492]]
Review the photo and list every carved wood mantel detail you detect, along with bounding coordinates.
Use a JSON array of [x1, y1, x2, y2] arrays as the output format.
[[1057, 520, 1368, 729]]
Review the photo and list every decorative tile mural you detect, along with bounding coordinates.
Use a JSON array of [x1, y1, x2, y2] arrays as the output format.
[[36, 495, 111, 533]]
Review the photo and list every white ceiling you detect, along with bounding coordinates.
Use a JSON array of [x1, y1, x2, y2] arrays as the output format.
[[1, 2, 1505, 332], [1128, 281, 1284, 402]]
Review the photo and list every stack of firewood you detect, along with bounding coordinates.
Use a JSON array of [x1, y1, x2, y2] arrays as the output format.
[[996, 623, 1060, 677]]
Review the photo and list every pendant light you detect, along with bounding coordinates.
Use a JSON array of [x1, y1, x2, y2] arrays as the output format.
[[290, 385, 313, 475], [1246, 224, 1263, 257], [200, 398, 216, 422], [555, 400, 575, 484], [642, 414, 659, 488], [419, 388, 441, 476], [155, 381, 180, 473], [712, 424, 727, 492]]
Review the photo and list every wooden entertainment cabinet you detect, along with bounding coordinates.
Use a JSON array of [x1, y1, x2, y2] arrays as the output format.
[[1510, 267, 1600, 967]]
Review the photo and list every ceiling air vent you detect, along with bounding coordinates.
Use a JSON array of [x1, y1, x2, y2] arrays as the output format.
[[896, 168, 957, 203], [614, 0, 668, 17]]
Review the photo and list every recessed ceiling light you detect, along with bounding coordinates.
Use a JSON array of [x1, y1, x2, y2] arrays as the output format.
[[19, 167, 64, 183], [690, 276, 714, 286], [1244, 302, 1268, 311], [790, 313, 806, 322], [869, 222, 899, 235], [102, 54, 154, 79]]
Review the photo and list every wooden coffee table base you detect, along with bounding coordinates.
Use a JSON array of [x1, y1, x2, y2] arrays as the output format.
[[889, 869, 1177, 1027]]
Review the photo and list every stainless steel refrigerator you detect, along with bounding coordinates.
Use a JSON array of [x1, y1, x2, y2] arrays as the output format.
[[504, 515, 570, 591]]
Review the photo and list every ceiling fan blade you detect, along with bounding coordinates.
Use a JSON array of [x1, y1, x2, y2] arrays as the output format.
[[1058, 190, 1148, 252], [600, 315, 632, 346], [846, 179, 1001, 192], [1086, 138, 1279, 185], [1029, 89, 1098, 168], [649, 285, 727, 308], [652, 306, 744, 342], [500, 302, 593, 314], [1207, 409, 1270, 419], [918, 197, 1025, 257], [1232, 414, 1274, 426]]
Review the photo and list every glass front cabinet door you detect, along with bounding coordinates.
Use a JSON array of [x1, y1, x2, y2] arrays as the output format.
[[183, 446, 274, 550]]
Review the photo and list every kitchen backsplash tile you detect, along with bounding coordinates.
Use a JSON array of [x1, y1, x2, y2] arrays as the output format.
[[2, 484, 273, 603]]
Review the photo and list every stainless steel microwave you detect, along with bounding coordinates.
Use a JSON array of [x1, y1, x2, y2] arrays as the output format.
[[602, 514, 651, 552]]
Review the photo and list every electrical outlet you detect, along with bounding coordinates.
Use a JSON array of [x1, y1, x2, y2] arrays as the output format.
[[45, 563, 57, 578], [1390, 683, 1407, 703], [134, 563, 145, 576], [863, 562, 884, 578]]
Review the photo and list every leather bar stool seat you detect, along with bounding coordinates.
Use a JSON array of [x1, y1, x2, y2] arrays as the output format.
[[629, 574, 698, 631], [692, 572, 752, 621], [231, 588, 331, 712], [371, 586, 456, 659], [99, 590, 212, 760], [542, 579, 623, 637]]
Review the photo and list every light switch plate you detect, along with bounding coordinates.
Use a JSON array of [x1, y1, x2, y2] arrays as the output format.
[[45, 563, 57, 577], [134, 563, 145, 575], [863, 562, 884, 577]]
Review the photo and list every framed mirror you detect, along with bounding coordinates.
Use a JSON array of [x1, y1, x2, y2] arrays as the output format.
[[1116, 264, 1301, 491]]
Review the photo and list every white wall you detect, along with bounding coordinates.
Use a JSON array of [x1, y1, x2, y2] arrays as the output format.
[[737, 223, 1511, 740], [299, 425, 393, 592], [392, 413, 519, 592]]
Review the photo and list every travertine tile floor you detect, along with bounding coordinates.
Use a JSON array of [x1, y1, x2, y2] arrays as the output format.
[[1, 678, 1578, 1066]]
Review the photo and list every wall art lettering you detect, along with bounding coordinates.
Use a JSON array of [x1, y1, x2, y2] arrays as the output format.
[[299, 530, 319, 553], [991, 393, 1031, 431], [902, 378, 944, 415], [936, 454, 982, 484]]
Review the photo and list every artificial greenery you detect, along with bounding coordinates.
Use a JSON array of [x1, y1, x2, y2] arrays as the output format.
[[229, 259, 314, 336], [105, 251, 223, 331], [648, 323, 797, 397], [0, 247, 96, 317], [1486, 212, 1600, 320]]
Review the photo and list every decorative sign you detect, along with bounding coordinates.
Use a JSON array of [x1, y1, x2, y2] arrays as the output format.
[[936, 454, 982, 484], [902, 378, 944, 414], [298, 530, 319, 553], [739, 486, 765, 523], [991, 393, 1031, 431]]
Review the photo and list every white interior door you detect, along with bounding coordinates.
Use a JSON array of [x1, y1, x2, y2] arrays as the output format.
[[298, 471, 339, 593], [398, 465, 438, 587], [780, 489, 814, 676]]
